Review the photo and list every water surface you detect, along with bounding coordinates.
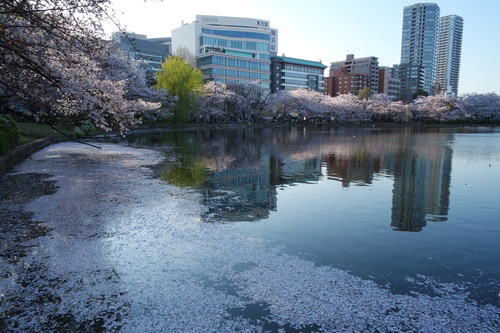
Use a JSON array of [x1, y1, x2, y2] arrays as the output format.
[[125, 125, 500, 306]]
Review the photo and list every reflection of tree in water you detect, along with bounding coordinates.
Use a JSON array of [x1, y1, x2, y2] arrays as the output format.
[[158, 131, 206, 187]]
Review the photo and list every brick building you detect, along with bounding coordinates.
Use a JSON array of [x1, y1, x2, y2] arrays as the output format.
[[324, 54, 379, 97]]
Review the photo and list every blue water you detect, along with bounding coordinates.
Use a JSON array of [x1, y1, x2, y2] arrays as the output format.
[[125, 125, 500, 305]]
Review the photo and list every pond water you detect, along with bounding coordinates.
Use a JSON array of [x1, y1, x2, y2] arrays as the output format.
[[124, 125, 500, 306]]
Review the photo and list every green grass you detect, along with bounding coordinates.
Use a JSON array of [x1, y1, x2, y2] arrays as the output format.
[[17, 122, 74, 145]]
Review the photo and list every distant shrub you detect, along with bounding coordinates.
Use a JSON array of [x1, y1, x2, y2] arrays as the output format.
[[0, 115, 20, 155], [74, 120, 97, 137], [443, 119, 466, 124], [470, 119, 500, 125]]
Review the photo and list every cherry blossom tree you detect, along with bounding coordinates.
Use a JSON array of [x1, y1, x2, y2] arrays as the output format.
[[386, 100, 410, 123], [410, 95, 453, 121], [366, 94, 411, 122], [263, 89, 332, 121], [225, 81, 267, 122], [1, 0, 166, 133], [456, 93, 500, 120], [329, 93, 367, 122], [103, 53, 176, 117], [263, 90, 293, 121], [198, 81, 233, 123]]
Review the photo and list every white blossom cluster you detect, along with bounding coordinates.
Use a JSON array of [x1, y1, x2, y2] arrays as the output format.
[[1, 1, 173, 133], [0, 142, 498, 332], [199, 81, 500, 123]]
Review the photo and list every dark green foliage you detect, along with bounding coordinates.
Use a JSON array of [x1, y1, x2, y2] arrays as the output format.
[[412, 89, 429, 99], [74, 120, 97, 138], [0, 115, 20, 154]]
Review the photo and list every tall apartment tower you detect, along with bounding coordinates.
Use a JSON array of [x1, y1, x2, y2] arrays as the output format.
[[436, 15, 463, 97], [172, 15, 274, 91], [399, 3, 440, 97]]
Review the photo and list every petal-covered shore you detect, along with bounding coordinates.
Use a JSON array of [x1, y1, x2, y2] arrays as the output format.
[[1, 142, 498, 332]]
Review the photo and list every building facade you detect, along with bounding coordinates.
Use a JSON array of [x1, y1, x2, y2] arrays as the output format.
[[270, 56, 326, 93], [391, 63, 425, 101], [325, 54, 379, 97], [436, 15, 463, 97], [172, 15, 274, 91], [378, 67, 400, 98], [110, 32, 171, 73], [399, 3, 440, 97]]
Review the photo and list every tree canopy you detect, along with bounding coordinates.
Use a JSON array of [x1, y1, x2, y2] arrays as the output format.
[[196, 82, 500, 124], [156, 56, 204, 124], [413, 89, 429, 100], [357, 87, 373, 100], [0, 0, 167, 133]]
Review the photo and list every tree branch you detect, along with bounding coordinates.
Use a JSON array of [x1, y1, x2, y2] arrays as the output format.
[[48, 123, 102, 149]]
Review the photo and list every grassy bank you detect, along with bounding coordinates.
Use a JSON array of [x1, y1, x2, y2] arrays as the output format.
[[17, 122, 74, 146]]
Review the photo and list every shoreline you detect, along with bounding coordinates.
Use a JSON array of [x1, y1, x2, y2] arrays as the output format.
[[2, 122, 498, 180]]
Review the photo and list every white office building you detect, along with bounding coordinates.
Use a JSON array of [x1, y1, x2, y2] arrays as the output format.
[[172, 15, 275, 91]]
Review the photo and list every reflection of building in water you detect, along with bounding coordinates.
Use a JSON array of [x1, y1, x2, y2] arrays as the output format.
[[323, 152, 383, 187], [202, 154, 322, 222], [390, 154, 429, 231], [197, 127, 453, 230], [202, 156, 276, 222], [388, 133, 453, 231], [316, 129, 453, 231], [273, 156, 323, 184], [426, 147, 452, 222]]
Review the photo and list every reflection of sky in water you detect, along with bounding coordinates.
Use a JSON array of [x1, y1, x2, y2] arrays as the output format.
[[452, 132, 500, 162]]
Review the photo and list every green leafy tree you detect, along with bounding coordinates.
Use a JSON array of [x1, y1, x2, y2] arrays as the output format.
[[357, 87, 372, 100], [412, 89, 429, 100], [156, 56, 203, 124]]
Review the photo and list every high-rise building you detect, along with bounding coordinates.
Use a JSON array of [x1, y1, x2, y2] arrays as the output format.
[[399, 3, 440, 97], [325, 54, 379, 97], [172, 15, 274, 91], [436, 15, 463, 97]]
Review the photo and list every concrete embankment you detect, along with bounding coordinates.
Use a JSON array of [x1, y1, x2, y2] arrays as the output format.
[[0, 136, 68, 178]]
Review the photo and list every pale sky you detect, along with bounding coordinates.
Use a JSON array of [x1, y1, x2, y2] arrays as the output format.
[[104, 0, 500, 95]]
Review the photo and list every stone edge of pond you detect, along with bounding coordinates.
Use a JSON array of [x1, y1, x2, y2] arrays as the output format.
[[0, 136, 69, 179]]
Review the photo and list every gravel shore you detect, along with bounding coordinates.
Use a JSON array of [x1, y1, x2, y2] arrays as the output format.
[[1, 142, 498, 332]]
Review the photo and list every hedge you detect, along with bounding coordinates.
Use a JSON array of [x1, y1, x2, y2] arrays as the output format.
[[0, 115, 20, 155]]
